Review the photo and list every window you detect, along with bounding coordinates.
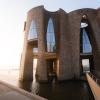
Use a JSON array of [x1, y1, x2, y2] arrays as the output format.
[[80, 21, 92, 53], [80, 16, 93, 73], [33, 48, 38, 53], [82, 28, 92, 53], [28, 20, 38, 40], [46, 18, 56, 52]]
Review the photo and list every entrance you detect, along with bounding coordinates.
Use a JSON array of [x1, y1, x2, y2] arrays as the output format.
[[46, 59, 57, 81], [33, 58, 38, 81]]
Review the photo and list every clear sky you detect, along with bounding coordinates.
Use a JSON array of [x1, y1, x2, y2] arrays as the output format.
[[0, 0, 100, 69]]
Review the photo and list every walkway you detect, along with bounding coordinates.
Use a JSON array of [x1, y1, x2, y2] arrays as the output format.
[[0, 81, 47, 100], [87, 73, 100, 100]]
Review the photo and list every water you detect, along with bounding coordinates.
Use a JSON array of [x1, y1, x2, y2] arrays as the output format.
[[0, 69, 94, 100]]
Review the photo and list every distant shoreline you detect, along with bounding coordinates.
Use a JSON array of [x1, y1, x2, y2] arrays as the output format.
[[0, 68, 19, 70]]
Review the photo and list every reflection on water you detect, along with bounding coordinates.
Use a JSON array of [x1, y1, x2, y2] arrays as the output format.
[[0, 69, 94, 100], [32, 81, 39, 94], [18, 81, 32, 92], [18, 80, 40, 95]]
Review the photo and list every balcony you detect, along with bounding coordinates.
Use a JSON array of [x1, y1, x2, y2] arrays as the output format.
[[28, 38, 38, 42], [45, 52, 56, 59], [80, 53, 92, 59]]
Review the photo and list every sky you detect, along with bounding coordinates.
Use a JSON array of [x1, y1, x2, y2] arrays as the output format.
[[0, 0, 100, 69]]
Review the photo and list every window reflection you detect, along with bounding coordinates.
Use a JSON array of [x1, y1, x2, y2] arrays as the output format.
[[46, 18, 56, 52], [28, 20, 38, 40], [82, 28, 92, 53], [81, 22, 92, 53]]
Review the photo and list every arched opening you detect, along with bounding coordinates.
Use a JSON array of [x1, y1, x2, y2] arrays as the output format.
[[80, 15, 94, 76], [46, 18, 57, 82], [27, 20, 38, 81], [46, 18, 56, 52], [28, 20, 38, 40]]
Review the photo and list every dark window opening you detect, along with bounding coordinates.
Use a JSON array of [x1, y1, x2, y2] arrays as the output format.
[[46, 59, 57, 82]]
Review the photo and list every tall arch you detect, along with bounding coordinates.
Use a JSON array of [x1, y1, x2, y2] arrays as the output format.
[[46, 18, 56, 52], [28, 20, 38, 40], [80, 15, 94, 74]]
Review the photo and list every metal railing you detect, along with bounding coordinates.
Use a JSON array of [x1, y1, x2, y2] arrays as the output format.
[[88, 72, 100, 86]]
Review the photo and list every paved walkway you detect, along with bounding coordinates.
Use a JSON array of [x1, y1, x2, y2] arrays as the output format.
[[0, 81, 47, 100]]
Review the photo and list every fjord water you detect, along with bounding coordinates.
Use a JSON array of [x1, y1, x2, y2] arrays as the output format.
[[0, 69, 94, 100]]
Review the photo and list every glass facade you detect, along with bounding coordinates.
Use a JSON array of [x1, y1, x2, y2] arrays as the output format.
[[28, 20, 38, 40], [46, 18, 56, 52], [82, 28, 92, 53]]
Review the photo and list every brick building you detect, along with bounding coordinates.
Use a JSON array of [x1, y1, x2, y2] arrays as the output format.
[[19, 6, 100, 82]]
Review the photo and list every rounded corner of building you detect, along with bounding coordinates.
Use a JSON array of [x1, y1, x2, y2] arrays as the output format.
[[97, 7, 100, 12], [68, 8, 97, 17], [27, 5, 44, 14]]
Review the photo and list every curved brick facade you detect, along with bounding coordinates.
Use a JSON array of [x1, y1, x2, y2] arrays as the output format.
[[19, 6, 100, 82]]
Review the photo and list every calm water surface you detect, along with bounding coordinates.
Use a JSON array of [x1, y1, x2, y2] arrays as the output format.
[[0, 70, 94, 100]]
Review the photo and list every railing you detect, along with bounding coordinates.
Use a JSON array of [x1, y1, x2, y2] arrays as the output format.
[[86, 72, 100, 100], [88, 72, 100, 86]]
